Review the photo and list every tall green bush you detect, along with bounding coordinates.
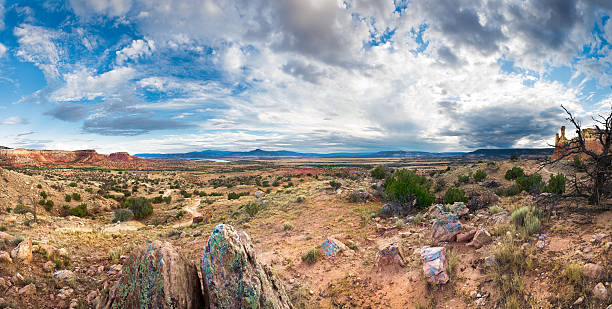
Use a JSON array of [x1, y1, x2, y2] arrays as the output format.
[[384, 169, 434, 209], [473, 169, 487, 182], [443, 187, 467, 204], [124, 197, 153, 218], [505, 167, 524, 180], [546, 173, 566, 194]]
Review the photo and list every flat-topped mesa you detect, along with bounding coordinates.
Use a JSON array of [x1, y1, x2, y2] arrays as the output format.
[[552, 126, 610, 160], [109, 152, 135, 162]]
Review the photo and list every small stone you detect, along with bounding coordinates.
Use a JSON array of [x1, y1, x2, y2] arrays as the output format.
[[43, 261, 55, 272], [468, 229, 492, 249], [593, 282, 608, 300], [309, 290, 314, 296], [583, 263, 604, 280], [69, 298, 78, 309], [87, 290, 98, 304], [18, 283, 36, 295], [0, 251, 12, 264], [583, 247, 592, 253], [14, 272, 24, 284], [573, 296, 584, 305]]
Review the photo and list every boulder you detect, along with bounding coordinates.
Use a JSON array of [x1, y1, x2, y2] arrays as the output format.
[[18, 283, 36, 295], [583, 263, 604, 280], [420, 246, 449, 284], [456, 230, 477, 242], [253, 190, 265, 199], [323, 237, 353, 257], [10, 237, 32, 264], [202, 224, 293, 309], [593, 282, 608, 300], [431, 213, 462, 242], [447, 202, 469, 216], [376, 244, 406, 267], [53, 270, 76, 286], [0, 251, 12, 264], [468, 229, 492, 249], [97, 241, 204, 309], [0, 231, 15, 242]]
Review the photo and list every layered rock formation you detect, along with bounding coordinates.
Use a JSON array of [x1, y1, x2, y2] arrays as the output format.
[[552, 126, 610, 160], [0, 148, 142, 168]]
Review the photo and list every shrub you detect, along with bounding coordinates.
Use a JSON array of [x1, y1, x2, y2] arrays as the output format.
[[282, 222, 294, 231], [68, 204, 88, 217], [164, 196, 172, 204], [546, 173, 566, 194], [244, 201, 259, 217], [434, 179, 446, 192], [473, 169, 487, 182], [180, 190, 192, 198], [71, 193, 81, 201], [64, 194, 71, 202], [296, 195, 305, 203], [152, 196, 164, 204], [228, 192, 240, 200], [516, 174, 545, 193], [40, 191, 47, 199], [13, 205, 33, 214], [573, 156, 584, 170], [370, 166, 387, 180], [69, 182, 77, 187], [329, 180, 341, 190], [489, 205, 504, 214], [113, 208, 134, 223], [301, 247, 322, 265], [443, 187, 467, 204], [504, 167, 524, 180], [37, 184, 42, 189], [457, 174, 470, 184], [511, 206, 541, 236], [496, 184, 521, 196], [38, 199, 46, 206], [384, 169, 434, 209], [44, 200, 54, 211], [125, 197, 153, 218]]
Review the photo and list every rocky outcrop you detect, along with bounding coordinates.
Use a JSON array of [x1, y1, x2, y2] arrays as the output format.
[[97, 241, 204, 309], [10, 237, 32, 264], [202, 224, 293, 309], [0, 148, 142, 168], [108, 152, 134, 162]]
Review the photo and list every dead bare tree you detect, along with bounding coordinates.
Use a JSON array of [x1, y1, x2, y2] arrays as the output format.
[[544, 105, 612, 205]]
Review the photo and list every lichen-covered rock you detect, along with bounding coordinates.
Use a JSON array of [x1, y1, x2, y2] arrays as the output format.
[[97, 241, 204, 309], [431, 212, 462, 242], [376, 243, 406, 267], [420, 246, 449, 284], [202, 224, 293, 309]]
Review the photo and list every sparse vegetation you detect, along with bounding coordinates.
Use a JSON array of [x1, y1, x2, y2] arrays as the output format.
[[473, 169, 487, 182], [68, 204, 88, 217], [301, 247, 322, 265]]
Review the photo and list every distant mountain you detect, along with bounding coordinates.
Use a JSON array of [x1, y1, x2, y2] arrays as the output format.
[[136, 148, 554, 159], [464, 148, 553, 159], [135, 149, 465, 159]]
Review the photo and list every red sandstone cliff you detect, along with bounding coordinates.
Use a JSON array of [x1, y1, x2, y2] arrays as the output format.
[[0, 148, 143, 168]]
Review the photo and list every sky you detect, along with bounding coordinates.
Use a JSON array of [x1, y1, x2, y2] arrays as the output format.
[[0, 0, 611, 154]]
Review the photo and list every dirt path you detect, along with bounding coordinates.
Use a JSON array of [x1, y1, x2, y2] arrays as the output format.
[[173, 198, 201, 228]]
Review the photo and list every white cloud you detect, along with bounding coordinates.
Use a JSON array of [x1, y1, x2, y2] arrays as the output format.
[[0, 117, 27, 125], [51, 66, 137, 102], [116, 39, 155, 64], [69, 0, 132, 17], [14, 24, 62, 80], [0, 0, 5, 31], [0, 43, 6, 58]]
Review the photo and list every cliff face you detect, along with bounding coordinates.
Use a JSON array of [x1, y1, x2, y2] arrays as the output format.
[[552, 126, 609, 160], [0, 149, 141, 168]]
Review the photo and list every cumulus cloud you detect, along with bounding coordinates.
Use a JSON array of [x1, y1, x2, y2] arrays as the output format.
[[0, 0, 5, 31], [0, 43, 6, 58], [5, 0, 609, 152]]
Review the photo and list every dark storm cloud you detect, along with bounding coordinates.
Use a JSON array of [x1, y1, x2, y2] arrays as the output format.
[[45, 103, 90, 122], [437, 46, 461, 66], [419, 0, 507, 55], [83, 116, 195, 136], [281, 59, 327, 84], [438, 103, 565, 148]]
